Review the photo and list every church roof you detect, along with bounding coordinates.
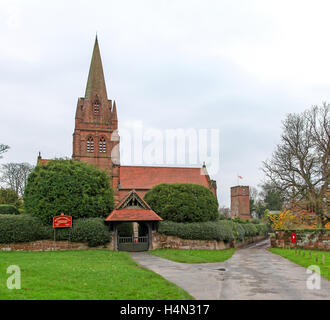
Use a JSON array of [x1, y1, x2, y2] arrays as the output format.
[[105, 190, 162, 222], [105, 208, 162, 222], [85, 36, 108, 100], [119, 166, 210, 190]]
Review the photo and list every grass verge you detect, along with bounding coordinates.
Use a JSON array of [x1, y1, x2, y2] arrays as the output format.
[[269, 248, 330, 280], [150, 248, 236, 263], [0, 250, 193, 300]]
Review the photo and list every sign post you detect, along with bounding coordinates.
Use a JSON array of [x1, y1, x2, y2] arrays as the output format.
[[53, 213, 72, 250]]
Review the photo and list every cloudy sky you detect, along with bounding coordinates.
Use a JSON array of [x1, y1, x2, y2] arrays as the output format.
[[1, 0, 330, 207]]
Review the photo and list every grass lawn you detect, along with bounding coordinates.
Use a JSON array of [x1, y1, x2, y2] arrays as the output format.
[[269, 248, 330, 280], [0, 250, 193, 300], [150, 248, 236, 263]]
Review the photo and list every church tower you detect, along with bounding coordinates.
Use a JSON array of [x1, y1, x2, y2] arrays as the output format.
[[230, 185, 250, 220], [72, 36, 120, 197]]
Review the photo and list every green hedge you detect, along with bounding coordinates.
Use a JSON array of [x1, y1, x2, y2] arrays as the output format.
[[0, 215, 50, 243], [70, 218, 110, 247], [0, 205, 20, 215], [0, 188, 20, 208], [158, 220, 269, 242], [0, 215, 110, 247], [158, 220, 234, 242], [144, 183, 218, 223], [53, 218, 110, 247]]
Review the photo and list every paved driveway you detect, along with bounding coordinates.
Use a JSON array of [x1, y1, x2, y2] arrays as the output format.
[[131, 240, 330, 300]]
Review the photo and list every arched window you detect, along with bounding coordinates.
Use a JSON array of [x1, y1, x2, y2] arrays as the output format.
[[99, 137, 106, 153], [93, 100, 100, 115], [87, 137, 94, 153]]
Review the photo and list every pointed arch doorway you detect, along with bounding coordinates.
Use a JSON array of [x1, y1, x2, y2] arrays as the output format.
[[105, 190, 162, 252]]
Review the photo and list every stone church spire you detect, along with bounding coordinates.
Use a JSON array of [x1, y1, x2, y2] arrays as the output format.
[[84, 35, 108, 100]]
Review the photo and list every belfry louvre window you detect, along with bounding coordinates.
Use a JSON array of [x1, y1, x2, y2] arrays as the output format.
[[99, 137, 106, 153], [93, 101, 100, 114], [87, 137, 94, 153]]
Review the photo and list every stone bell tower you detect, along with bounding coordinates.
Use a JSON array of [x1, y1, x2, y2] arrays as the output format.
[[72, 36, 120, 197]]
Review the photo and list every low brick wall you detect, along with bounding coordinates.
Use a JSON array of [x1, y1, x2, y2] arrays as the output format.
[[0, 240, 112, 252], [151, 233, 267, 250], [270, 230, 330, 250]]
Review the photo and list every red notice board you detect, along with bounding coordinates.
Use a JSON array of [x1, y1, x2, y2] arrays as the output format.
[[53, 213, 72, 228]]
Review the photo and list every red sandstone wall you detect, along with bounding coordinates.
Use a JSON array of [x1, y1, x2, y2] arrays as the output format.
[[152, 233, 267, 250], [0, 241, 113, 252], [270, 230, 330, 250]]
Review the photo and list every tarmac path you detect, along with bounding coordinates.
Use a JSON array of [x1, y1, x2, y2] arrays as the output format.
[[131, 239, 330, 300]]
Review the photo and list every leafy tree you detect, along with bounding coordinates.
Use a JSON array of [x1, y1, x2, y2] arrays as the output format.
[[259, 183, 284, 211], [24, 160, 114, 224], [249, 186, 259, 215], [0, 163, 34, 197], [0, 188, 20, 207], [263, 103, 329, 227], [264, 190, 283, 211], [144, 183, 218, 223], [0, 144, 9, 159], [255, 203, 267, 219]]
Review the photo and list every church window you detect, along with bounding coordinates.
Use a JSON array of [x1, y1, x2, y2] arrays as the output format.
[[99, 137, 106, 153], [93, 101, 100, 114], [87, 137, 94, 153]]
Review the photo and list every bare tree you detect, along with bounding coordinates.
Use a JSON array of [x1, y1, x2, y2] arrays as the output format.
[[0, 144, 9, 159], [219, 206, 230, 219], [262, 103, 329, 227], [249, 186, 259, 202], [0, 163, 34, 197]]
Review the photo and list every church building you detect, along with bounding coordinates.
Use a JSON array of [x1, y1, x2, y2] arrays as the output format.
[[38, 37, 217, 205]]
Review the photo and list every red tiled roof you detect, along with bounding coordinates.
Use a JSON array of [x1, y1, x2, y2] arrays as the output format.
[[105, 208, 163, 222], [38, 159, 51, 165], [120, 166, 209, 190]]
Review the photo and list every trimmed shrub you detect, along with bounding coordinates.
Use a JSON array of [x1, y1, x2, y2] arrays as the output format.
[[24, 160, 115, 224], [218, 213, 226, 220], [0, 205, 20, 215], [0, 215, 110, 247], [255, 223, 269, 236], [242, 223, 258, 237], [158, 220, 235, 242], [230, 221, 246, 241], [232, 217, 249, 224], [144, 183, 218, 223], [70, 218, 110, 247], [0, 214, 51, 243], [158, 220, 269, 242], [251, 218, 261, 224], [0, 188, 20, 208]]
